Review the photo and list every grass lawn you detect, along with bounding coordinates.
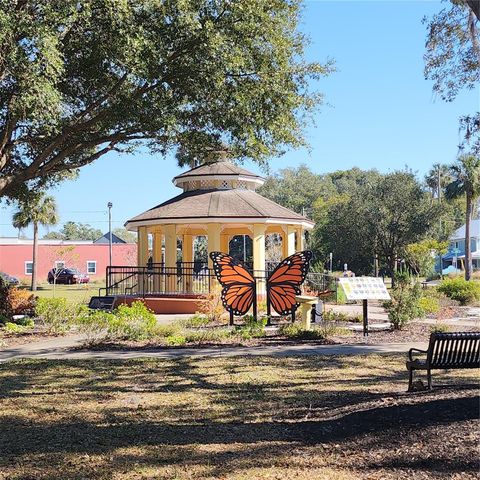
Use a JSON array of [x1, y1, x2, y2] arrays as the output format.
[[0, 355, 478, 479], [23, 283, 102, 304]]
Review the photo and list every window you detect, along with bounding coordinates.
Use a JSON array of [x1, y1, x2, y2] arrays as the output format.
[[86, 261, 97, 274], [25, 261, 33, 275], [55, 260, 65, 270]]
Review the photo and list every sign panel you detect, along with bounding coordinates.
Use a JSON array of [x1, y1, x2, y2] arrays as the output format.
[[338, 276, 390, 301]]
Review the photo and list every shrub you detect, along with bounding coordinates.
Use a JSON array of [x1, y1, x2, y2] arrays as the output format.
[[165, 334, 187, 346], [11, 316, 34, 328], [76, 301, 158, 345], [113, 301, 157, 340], [418, 296, 441, 316], [76, 310, 122, 345], [184, 328, 231, 344], [235, 315, 267, 339], [322, 310, 361, 323], [384, 274, 423, 330], [7, 288, 36, 316], [179, 314, 211, 328], [437, 278, 480, 305], [4, 322, 30, 334], [279, 323, 326, 340], [153, 323, 183, 338], [35, 297, 82, 334], [0, 313, 10, 325], [430, 323, 450, 334], [196, 286, 225, 323]]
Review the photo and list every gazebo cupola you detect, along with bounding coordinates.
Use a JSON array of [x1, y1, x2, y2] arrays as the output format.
[[125, 161, 315, 280]]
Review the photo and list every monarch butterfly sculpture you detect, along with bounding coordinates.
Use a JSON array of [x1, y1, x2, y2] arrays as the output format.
[[209, 250, 313, 322]]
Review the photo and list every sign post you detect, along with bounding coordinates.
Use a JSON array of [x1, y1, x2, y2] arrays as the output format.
[[338, 277, 391, 338]]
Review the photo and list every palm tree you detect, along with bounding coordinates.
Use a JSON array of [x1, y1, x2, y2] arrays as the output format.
[[12, 193, 58, 291], [445, 155, 480, 281], [424, 163, 452, 200]]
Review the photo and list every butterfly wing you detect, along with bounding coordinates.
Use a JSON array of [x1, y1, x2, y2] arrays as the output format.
[[267, 251, 313, 315], [209, 252, 256, 316]]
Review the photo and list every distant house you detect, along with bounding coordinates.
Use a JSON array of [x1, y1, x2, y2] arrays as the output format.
[[93, 232, 126, 244], [442, 220, 480, 271], [0, 233, 137, 282]]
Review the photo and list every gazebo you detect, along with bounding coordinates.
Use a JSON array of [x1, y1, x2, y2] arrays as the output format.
[[109, 161, 314, 313]]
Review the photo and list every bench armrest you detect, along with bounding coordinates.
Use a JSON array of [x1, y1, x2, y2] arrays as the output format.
[[408, 348, 428, 362]]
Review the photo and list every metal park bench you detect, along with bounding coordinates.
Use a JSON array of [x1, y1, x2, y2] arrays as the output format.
[[88, 296, 116, 311], [406, 332, 480, 391]]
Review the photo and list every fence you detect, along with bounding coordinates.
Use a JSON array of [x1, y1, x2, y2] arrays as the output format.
[[104, 262, 338, 299]]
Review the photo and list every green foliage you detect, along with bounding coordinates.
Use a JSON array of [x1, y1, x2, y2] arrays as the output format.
[[424, 1, 479, 102], [179, 314, 212, 329], [165, 335, 187, 346], [384, 274, 424, 330], [0, 0, 330, 199], [10, 316, 34, 328], [438, 278, 480, 305], [405, 239, 448, 277], [278, 323, 325, 340], [43, 222, 102, 241], [430, 323, 451, 334], [418, 296, 441, 316], [0, 313, 9, 325], [76, 301, 157, 345], [236, 315, 267, 339], [113, 302, 157, 340], [184, 329, 231, 344], [35, 297, 83, 333], [4, 322, 29, 334], [322, 310, 361, 323]]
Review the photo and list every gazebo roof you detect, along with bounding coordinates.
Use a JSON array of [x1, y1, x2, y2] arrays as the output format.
[[174, 161, 263, 180], [125, 188, 314, 229], [172, 161, 265, 188]]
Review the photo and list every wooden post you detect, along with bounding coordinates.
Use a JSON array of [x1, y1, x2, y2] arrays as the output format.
[[363, 299, 368, 337]]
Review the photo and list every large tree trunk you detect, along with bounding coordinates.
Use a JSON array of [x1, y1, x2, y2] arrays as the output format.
[[31, 222, 38, 291], [465, 193, 473, 281], [466, 1, 480, 22]]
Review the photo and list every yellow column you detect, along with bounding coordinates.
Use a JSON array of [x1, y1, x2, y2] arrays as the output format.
[[253, 224, 266, 299], [137, 226, 149, 266], [164, 224, 177, 292], [296, 227, 305, 251], [286, 226, 296, 256], [153, 231, 163, 293], [183, 234, 193, 293], [136, 226, 149, 295], [207, 224, 222, 268], [220, 234, 229, 254]]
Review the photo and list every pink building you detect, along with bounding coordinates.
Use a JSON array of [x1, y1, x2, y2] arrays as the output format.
[[0, 235, 137, 282]]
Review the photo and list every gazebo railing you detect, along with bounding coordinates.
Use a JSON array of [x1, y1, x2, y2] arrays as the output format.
[[104, 263, 338, 299]]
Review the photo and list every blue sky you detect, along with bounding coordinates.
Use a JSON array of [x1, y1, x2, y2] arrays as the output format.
[[1, 0, 478, 238]]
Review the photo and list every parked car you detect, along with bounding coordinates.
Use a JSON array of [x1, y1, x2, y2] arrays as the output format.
[[0, 271, 20, 286], [47, 268, 90, 285]]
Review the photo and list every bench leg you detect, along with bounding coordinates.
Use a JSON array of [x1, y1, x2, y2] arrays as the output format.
[[427, 369, 432, 390], [407, 367, 414, 392]]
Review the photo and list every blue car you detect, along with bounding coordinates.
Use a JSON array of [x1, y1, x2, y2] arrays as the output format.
[[0, 271, 20, 286]]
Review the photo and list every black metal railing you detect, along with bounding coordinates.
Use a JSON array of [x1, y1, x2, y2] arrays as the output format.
[[105, 262, 338, 299]]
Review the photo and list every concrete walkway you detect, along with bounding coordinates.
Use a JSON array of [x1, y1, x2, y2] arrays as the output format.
[[0, 334, 427, 362]]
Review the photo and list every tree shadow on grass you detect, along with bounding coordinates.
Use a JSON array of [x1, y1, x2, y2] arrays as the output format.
[[0, 357, 478, 479]]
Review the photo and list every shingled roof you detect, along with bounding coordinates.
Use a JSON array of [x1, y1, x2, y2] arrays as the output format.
[[125, 189, 313, 228], [173, 161, 264, 182]]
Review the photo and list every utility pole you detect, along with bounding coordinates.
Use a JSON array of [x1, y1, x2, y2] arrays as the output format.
[[108, 202, 113, 268]]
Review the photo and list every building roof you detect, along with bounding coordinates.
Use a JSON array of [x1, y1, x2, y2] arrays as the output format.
[[94, 232, 127, 244], [450, 219, 480, 241], [125, 189, 314, 229]]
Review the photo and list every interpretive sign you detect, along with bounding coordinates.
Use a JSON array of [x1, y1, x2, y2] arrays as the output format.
[[338, 276, 390, 301]]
